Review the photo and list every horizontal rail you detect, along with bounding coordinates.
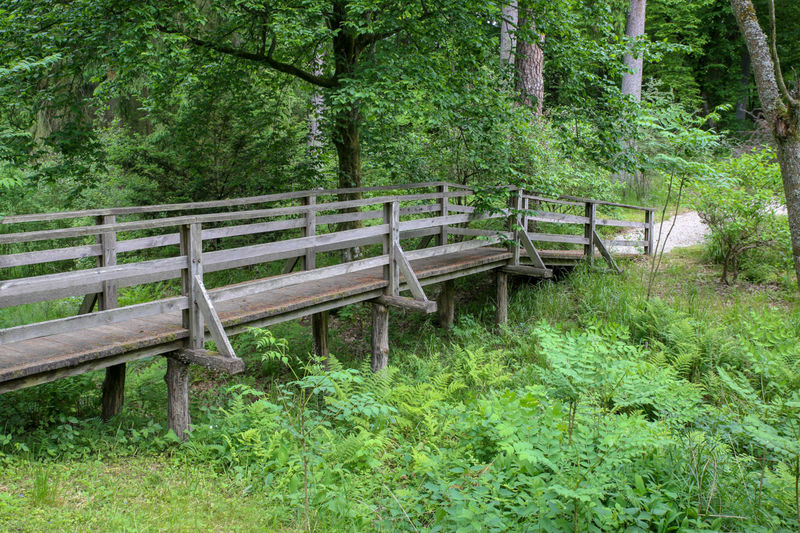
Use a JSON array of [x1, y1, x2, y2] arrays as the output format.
[[0, 191, 470, 244], [527, 233, 590, 245], [0, 181, 455, 225]]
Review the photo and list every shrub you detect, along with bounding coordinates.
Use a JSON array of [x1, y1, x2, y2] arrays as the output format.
[[690, 149, 785, 284]]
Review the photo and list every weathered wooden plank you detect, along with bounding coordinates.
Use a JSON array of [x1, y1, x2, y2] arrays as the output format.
[[519, 231, 547, 270], [181, 223, 204, 350], [601, 239, 648, 247], [0, 192, 469, 244], [559, 195, 653, 211], [593, 230, 622, 274], [595, 218, 647, 229], [527, 233, 590, 245], [521, 194, 584, 207], [394, 245, 427, 302], [495, 271, 508, 325], [0, 244, 102, 269], [584, 203, 596, 263], [501, 265, 553, 278], [0, 256, 187, 308], [375, 295, 437, 313], [448, 227, 511, 238], [0, 296, 185, 345], [193, 276, 235, 358], [0, 182, 451, 224], [176, 348, 244, 375], [404, 237, 502, 262], [371, 302, 389, 372], [644, 210, 655, 256]]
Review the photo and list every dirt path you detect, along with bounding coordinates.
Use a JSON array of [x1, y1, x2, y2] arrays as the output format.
[[610, 211, 709, 255]]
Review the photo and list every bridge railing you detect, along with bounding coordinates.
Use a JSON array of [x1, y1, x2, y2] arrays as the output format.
[[0, 184, 506, 345]]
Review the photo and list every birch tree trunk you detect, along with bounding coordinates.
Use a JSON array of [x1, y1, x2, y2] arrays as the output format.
[[500, 1, 518, 65], [514, 8, 545, 115], [621, 0, 647, 102], [731, 0, 800, 289]]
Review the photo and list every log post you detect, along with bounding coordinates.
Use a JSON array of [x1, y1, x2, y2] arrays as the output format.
[[644, 209, 655, 256], [303, 194, 316, 270], [438, 279, 455, 329], [98, 215, 125, 420], [438, 184, 449, 246], [312, 311, 329, 362], [509, 190, 522, 265], [584, 202, 596, 264], [165, 357, 191, 438], [495, 270, 508, 326], [371, 302, 390, 372]]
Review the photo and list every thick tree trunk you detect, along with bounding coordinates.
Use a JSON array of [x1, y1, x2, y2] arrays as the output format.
[[500, 1, 518, 65], [514, 9, 545, 115], [731, 0, 800, 288], [621, 0, 647, 102]]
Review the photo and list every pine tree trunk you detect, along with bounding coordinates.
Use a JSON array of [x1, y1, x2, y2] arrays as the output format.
[[514, 9, 545, 115], [775, 134, 800, 285], [621, 0, 647, 102]]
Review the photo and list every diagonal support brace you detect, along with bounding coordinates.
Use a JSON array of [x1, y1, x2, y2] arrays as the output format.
[[518, 230, 547, 270], [393, 243, 429, 302], [592, 231, 622, 274], [192, 275, 237, 358]]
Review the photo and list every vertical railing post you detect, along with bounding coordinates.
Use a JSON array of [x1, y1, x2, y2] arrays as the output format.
[[180, 223, 204, 350], [438, 184, 449, 246], [303, 194, 316, 270], [383, 201, 399, 296], [644, 209, 655, 256], [584, 202, 596, 265], [98, 214, 124, 420], [509, 189, 522, 266]]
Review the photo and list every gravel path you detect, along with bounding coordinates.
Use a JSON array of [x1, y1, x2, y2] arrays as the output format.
[[610, 211, 710, 255], [610, 206, 788, 255]]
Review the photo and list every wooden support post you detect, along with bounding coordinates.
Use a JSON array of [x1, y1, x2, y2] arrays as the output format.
[[303, 195, 316, 270], [97, 215, 125, 420], [584, 202, 596, 264], [438, 184, 449, 246], [510, 191, 522, 266], [644, 209, 655, 256], [169, 222, 203, 440], [165, 356, 191, 440], [371, 302, 390, 372], [496, 271, 508, 326], [383, 201, 399, 296], [312, 311, 329, 361], [438, 279, 455, 329]]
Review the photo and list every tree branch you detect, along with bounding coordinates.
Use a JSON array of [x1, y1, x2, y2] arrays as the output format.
[[768, 0, 799, 107], [156, 25, 337, 89]]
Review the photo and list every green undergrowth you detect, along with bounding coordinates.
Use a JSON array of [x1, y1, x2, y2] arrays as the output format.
[[1, 255, 799, 531]]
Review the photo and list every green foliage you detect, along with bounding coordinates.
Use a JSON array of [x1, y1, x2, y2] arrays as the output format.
[[691, 149, 787, 284]]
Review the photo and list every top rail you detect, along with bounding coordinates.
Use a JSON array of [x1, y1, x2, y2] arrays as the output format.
[[0, 181, 457, 225]]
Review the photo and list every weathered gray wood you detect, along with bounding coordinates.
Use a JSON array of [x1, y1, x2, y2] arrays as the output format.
[[385, 202, 399, 296], [447, 204, 475, 214], [439, 184, 449, 246], [0, 295, 186, 345], [176, 348, 244, 375], [193, 275, 235, 358], [312, 311, 329, 360], [371, 302, 390, 372], [165, 355, 191, 441], [560, 195, 654, 211], [502, 265, 553, 278], [584, 202, 596, 264], [78, 293, 98, 315], [0, 181, 450, 225], [211, 254, 390, 304], [437, 279, 455, 328], [593, 230, 622, 274], [98, 215, 124, 421], [602, 239, 648, 247], [416, 234, 435, 250], [527, 211, 590, 225], [0, 244, 102, 269], [376, 295, 436, 313], [303, 195, 316, 270], [181, 224, 204, 350], [595, 218, 647, 229], [404, 237, 502, 262], [281, 256, 301, 274], [496, 271, 508, 325], [518, 231, 548, 270], [521, 194, 584, 207], [394, 244, 428, 302], [527, 233, 590, 245], [447, 227, 512, 238], [644, 209, 655, 255], [0, 255, 187, 308], [0, 192, 469, 244], [511, 192, 523, 266]]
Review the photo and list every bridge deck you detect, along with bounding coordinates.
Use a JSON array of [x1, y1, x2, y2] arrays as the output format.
[[0, 247, 512, 389]]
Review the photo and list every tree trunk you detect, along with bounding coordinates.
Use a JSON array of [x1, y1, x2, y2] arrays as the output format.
[[514, 9, 545, 115], [621, 0, 647, 102], [500, 1, 518, 65], [731, 0, 800, 289]]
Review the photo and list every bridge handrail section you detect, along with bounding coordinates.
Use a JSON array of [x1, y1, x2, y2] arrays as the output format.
[[0, 183, 654, 349]]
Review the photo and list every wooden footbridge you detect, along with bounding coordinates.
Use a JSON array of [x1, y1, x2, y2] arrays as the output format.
[[0, 183, 654, 437]]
